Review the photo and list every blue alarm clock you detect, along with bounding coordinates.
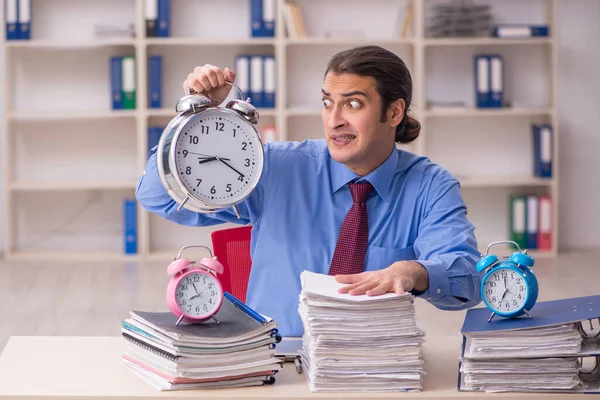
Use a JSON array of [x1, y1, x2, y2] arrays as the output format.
[[476, 240, 538, 322]]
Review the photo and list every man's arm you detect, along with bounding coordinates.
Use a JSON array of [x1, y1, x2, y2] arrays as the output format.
[[337, 175, 482, 310], [135, 147, 265, 226]]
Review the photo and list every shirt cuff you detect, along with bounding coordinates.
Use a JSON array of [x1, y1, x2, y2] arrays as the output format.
[[412, 259, 451, 302]]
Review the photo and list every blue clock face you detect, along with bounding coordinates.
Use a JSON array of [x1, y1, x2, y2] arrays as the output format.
[[482, 266, 529, 314]]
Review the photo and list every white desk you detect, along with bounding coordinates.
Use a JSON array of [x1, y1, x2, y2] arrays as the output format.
[[0, 335, 598, 399]]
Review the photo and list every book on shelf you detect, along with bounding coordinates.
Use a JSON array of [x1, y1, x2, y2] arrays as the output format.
[[250, 0, 275, 37], [492, 24, 550, 38], [474, 54, 504, 108], [510, 195, 552, 251], [5, 0, 31, 40], [121, 292, 283, 391], [533, 123, 553, 178], [148, 55, 162, 109], [458, 295, 600, 393], [110, 56, 137, 110], [282, 2, 306, 39], [235, 54, 276, 109]]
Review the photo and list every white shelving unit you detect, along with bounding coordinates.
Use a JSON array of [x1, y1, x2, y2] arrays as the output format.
[[1, 0, 559, 261]]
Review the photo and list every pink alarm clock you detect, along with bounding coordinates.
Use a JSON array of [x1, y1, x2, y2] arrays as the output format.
[[166, 245, 225, 326]]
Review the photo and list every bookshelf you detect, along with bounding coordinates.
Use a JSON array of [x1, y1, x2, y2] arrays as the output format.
[[1, 0, 559, 261]]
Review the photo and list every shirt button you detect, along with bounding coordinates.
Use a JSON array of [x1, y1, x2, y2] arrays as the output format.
[[436, 288, 441, 294]]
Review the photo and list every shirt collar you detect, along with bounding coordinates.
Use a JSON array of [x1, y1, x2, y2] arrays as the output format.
[[329, 147, 398, 202]]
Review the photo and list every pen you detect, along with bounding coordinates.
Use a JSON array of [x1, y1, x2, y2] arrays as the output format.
[[294, 356, 303, 374]]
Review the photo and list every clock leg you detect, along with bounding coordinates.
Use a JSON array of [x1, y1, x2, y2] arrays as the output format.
[[233, 205, 241, 219], [176, 315, 184, 326], [211, 315, 220, 325], [523, 309, 532, 319], [487, 312, 496, 322]]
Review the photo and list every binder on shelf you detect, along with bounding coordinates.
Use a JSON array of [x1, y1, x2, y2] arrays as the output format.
[[250, 56, 264, 108], [110, 56, 123, 110], [147, 126, 163, 155], [250, 0, 263, 37], [122, 56, 136, 110], [458, 295, 600, 393], [17, 0, 30, 40], [263, 55, 276, 108], [526, 195, 539, 249], [235, 55, 250, 102], [262, 0, 275, 37], [124, 199, 137, 254], [148, 55, 162, 109], [509, 195, 526, 250], [489, 55, 503, 108], [157, 0, 170, 37], [5, 0, 18, 40], [533, 124, 553, 178], [538, 195, 552, 250], [492, 24, 550, 38], [474, 55, 490, 108], [145, 0, 158, 37]]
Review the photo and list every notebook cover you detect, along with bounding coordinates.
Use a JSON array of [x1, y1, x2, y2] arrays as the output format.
[[461, 294, 600, 334]]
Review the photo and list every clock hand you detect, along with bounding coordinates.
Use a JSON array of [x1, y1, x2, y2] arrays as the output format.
[[217, 157, 245, 178]]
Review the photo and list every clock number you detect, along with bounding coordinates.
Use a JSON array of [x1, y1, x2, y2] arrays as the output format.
[[489, 281, 496, 288], [196, 179, 202, 187], [491, 296, 497, 303], [203, 305, 208, 311], [238, 175, 244, 182], [226, 183, 232, 192], [211, 290, 216, 296], [486, 289, 492, 295], [186, 277, 192, 284], [520, 286, 524, 292], [244, 158, 250, 167], [505, 302, 510, 308], [201, 126, 209, 135], [181, 300, 187, 306], [209, 298, 213, 304], [180, 284, 188, 290], [215, 122, 224, 131], [233, 129, 236, 138], [516, 278, 521, 284], [494, 274, 500, 281], [190, 135, 199, 144], [193, 276, 200, 282], [196, 306, 201, 313], [183, 150, 189, 157], [513, 300, 518, 306], [177, 292, 184, 298], [241, 142, 248, 151], [208, 283, 214, 289], [210, 186, 216, 194], [186, 166, 192, 175]]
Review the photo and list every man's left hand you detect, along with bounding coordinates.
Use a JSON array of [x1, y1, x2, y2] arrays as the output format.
[[335, 261, 429, 296]]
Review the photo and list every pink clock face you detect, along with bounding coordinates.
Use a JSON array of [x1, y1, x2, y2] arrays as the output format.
[[175, 271, 222, 318]]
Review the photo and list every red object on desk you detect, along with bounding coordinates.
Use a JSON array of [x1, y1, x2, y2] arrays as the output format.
[[211, 225, 253, 303]]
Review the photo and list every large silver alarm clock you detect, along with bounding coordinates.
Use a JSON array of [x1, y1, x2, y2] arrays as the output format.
[[156, 83, 264, 218]]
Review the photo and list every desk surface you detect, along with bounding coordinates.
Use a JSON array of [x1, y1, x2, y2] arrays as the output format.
[[0, 335, 598, 399]]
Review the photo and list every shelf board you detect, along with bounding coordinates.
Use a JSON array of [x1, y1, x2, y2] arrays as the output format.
[[146, 108, 277, 118], [5, 249, 139, 262], [458, 176, 554, 188], [285, 108, 322, 117], [8, 110, 138, 122], [145, 37, 276, 46], [5, 38, 136, 49], [424, 37, 553, 47], [285, 37, 413, 46], [10, 180, 137, 191], [425, 107, 553, 118]]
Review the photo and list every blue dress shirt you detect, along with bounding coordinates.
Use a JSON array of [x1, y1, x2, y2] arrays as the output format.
[[136, 139, 482, 336]]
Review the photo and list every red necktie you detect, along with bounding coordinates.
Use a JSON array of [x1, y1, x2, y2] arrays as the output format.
[[328, 182, 374, 275]]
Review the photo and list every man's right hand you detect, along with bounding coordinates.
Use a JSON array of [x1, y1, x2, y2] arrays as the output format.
[[183, 64, 237, 103]]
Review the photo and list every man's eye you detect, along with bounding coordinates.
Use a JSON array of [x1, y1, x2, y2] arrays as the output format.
[[348, 100, 361, 109], [322, 98, 332, 107]]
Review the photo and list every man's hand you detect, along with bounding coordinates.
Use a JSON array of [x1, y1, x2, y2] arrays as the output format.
[[335, 261, 429, 296]]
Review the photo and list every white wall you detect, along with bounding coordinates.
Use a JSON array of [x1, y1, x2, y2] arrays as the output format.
[[556, 0, 600, 249], [0, 0, 598, 254]]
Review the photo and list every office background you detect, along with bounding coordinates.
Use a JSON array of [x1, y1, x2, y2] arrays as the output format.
[[0, 0, 598, 258]]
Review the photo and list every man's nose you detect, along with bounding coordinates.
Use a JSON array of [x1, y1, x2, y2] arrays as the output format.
[[328, 107, 347, 130]]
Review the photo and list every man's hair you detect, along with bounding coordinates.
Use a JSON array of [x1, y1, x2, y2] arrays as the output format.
[[324, 45, 421, 144]]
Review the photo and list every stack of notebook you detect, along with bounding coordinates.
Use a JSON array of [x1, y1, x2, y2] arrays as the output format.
[[458, 295, 600, 393], [297, 271, 425, 392], [121, 292, 283, 391]]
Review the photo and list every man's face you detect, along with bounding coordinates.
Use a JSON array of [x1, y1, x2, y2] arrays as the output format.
[[321, 72, 398, 176]]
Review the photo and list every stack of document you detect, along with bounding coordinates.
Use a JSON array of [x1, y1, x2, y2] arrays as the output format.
[[458, 295, 600, 393], [298, 271, 425, 392], [121, 292, 283, 391]]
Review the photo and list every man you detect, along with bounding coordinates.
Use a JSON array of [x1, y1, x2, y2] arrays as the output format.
[[136, 45, 482, 336]]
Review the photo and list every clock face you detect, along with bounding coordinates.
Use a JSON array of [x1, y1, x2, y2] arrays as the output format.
[[483, 267, 528, 314], [175, 272, 222, 317], [174, 110, 263, 206]]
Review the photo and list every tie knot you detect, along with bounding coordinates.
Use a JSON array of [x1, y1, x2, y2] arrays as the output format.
[[348, 182, 373, 204]]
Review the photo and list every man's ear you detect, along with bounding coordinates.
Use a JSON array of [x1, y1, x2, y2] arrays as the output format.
[[387, 98, 406, 128]]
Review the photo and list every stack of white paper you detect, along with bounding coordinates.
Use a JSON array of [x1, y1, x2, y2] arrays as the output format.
[[298, 271, 425, 392], [460, 324, 585, 392]]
